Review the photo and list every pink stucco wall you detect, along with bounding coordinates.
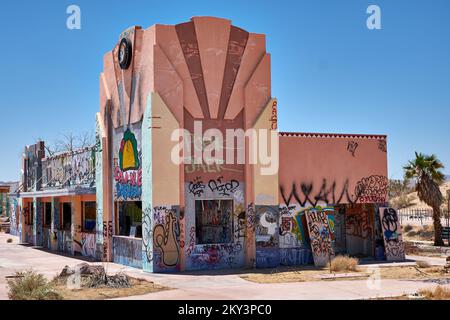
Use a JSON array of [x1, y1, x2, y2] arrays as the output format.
[[279, 132, 389, 207]]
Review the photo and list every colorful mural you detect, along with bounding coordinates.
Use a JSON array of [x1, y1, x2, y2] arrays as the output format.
[[305, 209, 335, 267], [255, 205, 280, 268], [113, 125, 142, 201], [379, 207, 405, 261], [153, 206, 181, 272]]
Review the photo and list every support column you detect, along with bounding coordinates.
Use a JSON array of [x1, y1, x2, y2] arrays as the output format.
[[71, 196, 82, 255], [19, 198, 24, 243], [33, 197, 43, 246], [51, 197, 60, 251]]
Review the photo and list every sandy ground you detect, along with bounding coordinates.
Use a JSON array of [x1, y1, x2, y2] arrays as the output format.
[[0, 233, 449, 300]]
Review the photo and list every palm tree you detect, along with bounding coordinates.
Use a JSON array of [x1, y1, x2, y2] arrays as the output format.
[[404, 152, 445, 246]]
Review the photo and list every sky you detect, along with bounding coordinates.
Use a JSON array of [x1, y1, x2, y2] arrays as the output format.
[[0, 0, 449, 181]]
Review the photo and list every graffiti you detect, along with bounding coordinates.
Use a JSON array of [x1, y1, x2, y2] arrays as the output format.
[[188, 177, 206, 197], [246, 203, 255, 230], [378, 139, 387, 152], [102, 221, 113, 238], [81, 233, 96, 257], [234, 190, 245, 203], [280, 216, 294, 235], [256, 247, 280, 268], [186, 242, 244, 270], [115, 167, 142, 200], [208, 176, 240, 196], [379, 207, 405, 261], [255, 206, 279, 247], [280, 248, 313, 266], [354, 175, 388, 203], [279, 205, 307, 248], [153, 206, 181, 270], [347, 141, 358, 157], [281, 176, 388, 207], [185, 163, 243, 174], [142, 207, 153, 263], [43, 148, 95, 188], [103, 242, 108, 260], [186, 226, 196, 257], [102, 221, 112, 260], [280, 179, 353, 207], [114, 127, 142, 200], [184, 176, 245, 271], [270, 100, 277, 130], [305, 209, 335, 267], [382, 208, 398, 241], [235, 211, 246, 239], [345, 206, 372, 239], [23, 142, 44, 191], [113, 236, 142, 268]]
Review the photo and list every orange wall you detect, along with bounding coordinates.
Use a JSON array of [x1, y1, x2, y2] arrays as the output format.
[[279, 133, 388, 206]]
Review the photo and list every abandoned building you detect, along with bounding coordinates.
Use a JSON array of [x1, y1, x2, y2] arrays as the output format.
[[10, 17, 404, 273]]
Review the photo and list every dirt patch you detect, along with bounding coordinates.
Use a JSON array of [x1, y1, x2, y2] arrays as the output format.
[[240, 264, 450, 284], [53, 276, 168, 300], [404, 241, 450, 257], [240, 265, 366, 283], [50, 263, 169, 300], [372, 286, 450, 300]]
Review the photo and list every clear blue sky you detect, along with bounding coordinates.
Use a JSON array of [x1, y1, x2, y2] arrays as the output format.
[[0, 0, 449, 181]]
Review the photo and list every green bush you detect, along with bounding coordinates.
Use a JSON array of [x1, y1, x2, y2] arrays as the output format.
[[7, 270, 62, 300]]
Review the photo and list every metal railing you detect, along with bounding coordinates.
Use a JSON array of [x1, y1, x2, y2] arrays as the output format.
[[397, 207, 450, 228]]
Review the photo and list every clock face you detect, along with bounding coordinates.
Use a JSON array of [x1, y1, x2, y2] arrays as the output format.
[[118, 38, 131, 69]]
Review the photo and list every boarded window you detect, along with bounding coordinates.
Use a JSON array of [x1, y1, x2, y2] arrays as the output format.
[[43, 202, 51, 227], [82, 201, 96, 232], [25, 202, 34, 225], [195, 199, 233, 244], [61, 203, 72, 231]]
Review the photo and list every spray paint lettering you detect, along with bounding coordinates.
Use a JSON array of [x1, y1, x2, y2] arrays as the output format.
[[208, 176, 240, 196]]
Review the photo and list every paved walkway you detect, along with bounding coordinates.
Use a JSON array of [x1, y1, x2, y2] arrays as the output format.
[[0, 233, 448, 300]]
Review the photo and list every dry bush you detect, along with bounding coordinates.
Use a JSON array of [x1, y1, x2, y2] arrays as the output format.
[[419, 286, 450, 300], [7, 270, 62, 300], [406, 230, 418, 237], [404, 224, 413, 232], [416, 260, 431, 268], [327, 255, 359, 272]]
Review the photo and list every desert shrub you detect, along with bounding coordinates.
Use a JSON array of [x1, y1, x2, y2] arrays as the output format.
[[419, 286, 450, 300], [407, 230, 418, 237], [404, 224, 413, 232], [7, 270, 62, 300], [327, 255, 359, 272], [416, 260, 431, 268]]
